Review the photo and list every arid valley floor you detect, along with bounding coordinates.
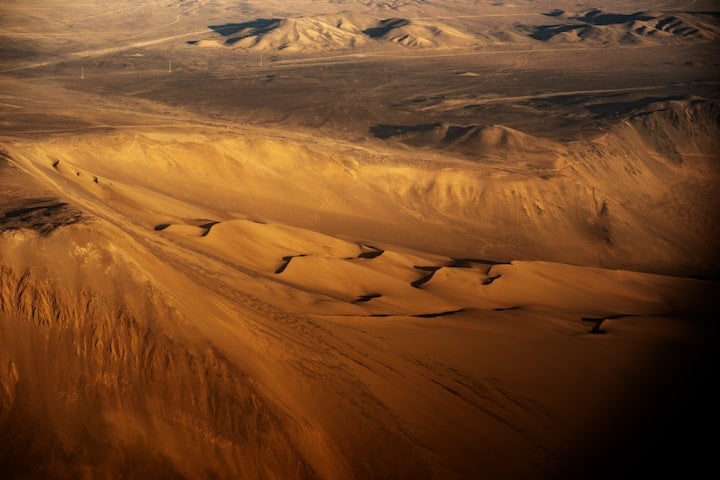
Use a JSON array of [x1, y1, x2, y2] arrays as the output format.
[[1, 1, 719, 478]]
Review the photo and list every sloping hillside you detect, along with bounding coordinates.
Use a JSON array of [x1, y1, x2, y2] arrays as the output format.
[[527, 9, 720, 44], [194, 13, 478, 51]]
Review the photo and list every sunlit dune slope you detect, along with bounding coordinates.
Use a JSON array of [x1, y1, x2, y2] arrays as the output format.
[[5, 99, 717, 276], [1, 145, 717, 478]]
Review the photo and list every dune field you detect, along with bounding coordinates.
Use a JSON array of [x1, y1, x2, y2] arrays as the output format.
[[1, 1, 719, 478]]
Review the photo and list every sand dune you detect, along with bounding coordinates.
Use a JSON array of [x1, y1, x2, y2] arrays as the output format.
[[1, 1, 719, 478], [1, 148, 716, 478]]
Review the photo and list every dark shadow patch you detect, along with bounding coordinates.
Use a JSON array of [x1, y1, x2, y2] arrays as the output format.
[[362, 18, 410, 39], [543, 9, 565, 17], [494, 306, 521, 311], [1, 200, 82, 235], [274, 256, 293, 274], [357, 244, 384, 259], [154, 224, 170, 231], [199, 221, 219, 237], [446, 258, 475, 268], [441, 125, 477, 144], [274, 254, 307, 274], [414, 309, 465, 318], [482, 274, 501, 285], [529, 24, 588, 41], [411, 266, 441, 288], [209, 19, 282, 37], [358, 250, 384, 259], [224, 37, 245, 46], [351, 293, 383, 304], [565, 305, 719, 479], [4, 203, 65, 219], [414, 266, 442, 271], [578, 10, 654, 26], [582, 317, 608, 334]]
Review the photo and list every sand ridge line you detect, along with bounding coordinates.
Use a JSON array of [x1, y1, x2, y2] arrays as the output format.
[[411, 258, 509, 288]]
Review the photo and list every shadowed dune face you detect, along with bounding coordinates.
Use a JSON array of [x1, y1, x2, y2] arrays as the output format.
[[209, 19, 283, 38], [363, 18, 411, 38], [1, 0, 719, 478]]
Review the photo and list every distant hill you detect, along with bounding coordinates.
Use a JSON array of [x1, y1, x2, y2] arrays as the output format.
[[526, 9, 720, 44], [192, 9, 719, 53], [197, 13, 479, 51]]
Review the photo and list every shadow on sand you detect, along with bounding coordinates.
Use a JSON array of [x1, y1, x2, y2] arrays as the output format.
[[362, 18, 410, 39], [208, 19, 282, 45]]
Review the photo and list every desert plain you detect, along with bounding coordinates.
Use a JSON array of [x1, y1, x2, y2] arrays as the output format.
[[1, 0, 719, 478]]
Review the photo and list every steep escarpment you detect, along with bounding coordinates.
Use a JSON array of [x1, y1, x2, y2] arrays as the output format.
[[367, 99, 720, 274], [562, 99, 720, 273]]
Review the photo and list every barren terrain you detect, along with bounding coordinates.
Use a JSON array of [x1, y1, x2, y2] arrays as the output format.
[[1, 1, 719, 479]]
